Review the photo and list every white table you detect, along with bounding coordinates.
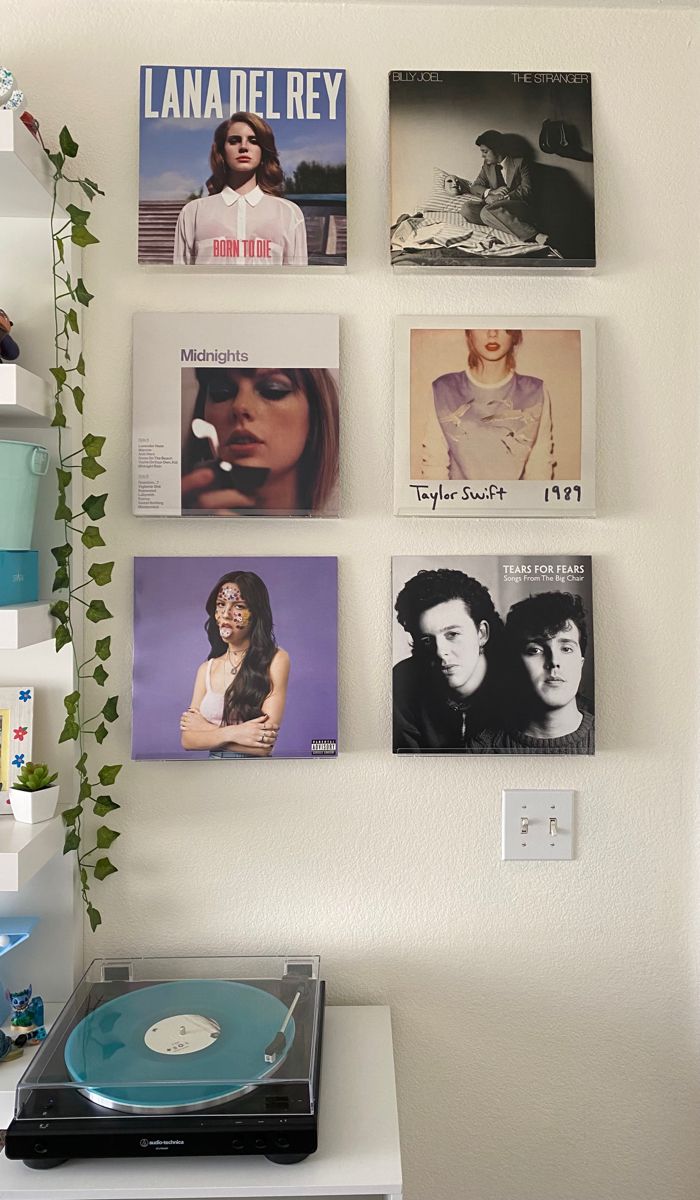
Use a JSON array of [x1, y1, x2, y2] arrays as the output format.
[[0, 1006, 402, 1200]]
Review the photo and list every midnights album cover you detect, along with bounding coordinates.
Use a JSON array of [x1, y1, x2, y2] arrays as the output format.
[[139, 66, 346, 267], [389, 71, 595, 269], [393, 556, 594, 755], [395, 317, 595, 516], [132, 313, 340, 519], [133, 557, 338, 760]]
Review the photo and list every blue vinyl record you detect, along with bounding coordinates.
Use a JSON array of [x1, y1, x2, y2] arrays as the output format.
[[64, 980, 295, 1113]]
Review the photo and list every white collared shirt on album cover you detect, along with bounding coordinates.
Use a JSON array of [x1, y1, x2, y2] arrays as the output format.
[[173, 185, 309, 267]]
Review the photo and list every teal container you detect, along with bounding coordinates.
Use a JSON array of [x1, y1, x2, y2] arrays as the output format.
[[0, 441, 49, 550]]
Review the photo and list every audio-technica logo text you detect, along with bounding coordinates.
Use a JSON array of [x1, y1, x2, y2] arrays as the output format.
[[139, 1138, 184, 1148]]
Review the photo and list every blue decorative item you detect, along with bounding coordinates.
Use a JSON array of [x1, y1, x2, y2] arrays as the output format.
[[0, 550, 38, 606], [0, 918, 37, 1025], [9, 983, 46, 1044]]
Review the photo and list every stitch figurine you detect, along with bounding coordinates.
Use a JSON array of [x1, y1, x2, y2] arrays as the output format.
[[0, 309, 19, 362], [9, 984, 46, 1043]]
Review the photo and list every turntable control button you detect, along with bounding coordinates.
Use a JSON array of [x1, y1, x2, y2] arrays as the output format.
[[231, 1139, 245, 1150], [33, 1143, 48, 1155], [254, 1137, 267, 1149], [275, 1137, 290, 1149]]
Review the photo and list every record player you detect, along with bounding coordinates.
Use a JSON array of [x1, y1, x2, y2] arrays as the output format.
[[4, 955, 324, 1170]]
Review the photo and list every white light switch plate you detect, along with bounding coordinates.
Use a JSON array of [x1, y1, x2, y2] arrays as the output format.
[[502, 789, 575, 861]]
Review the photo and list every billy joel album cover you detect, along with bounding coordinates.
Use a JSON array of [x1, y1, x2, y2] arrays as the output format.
[[139, 67, 346, 267], [132, 313, 340, 518], [133, 557, 338, 760], [395, 317, 595, 516], [392, 556, 594, 755], [389, 71, 595, 269]]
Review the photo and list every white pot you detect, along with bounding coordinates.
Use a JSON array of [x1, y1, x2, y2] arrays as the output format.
[[9, 784, 59, 824]]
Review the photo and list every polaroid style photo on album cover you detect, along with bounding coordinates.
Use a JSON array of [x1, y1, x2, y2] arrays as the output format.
[[132, 313, 340, 518], [132, 557, 338, 760], [389, 71, 595, 269], [392, 556, 594, 755], [139, 66, 346, 266], [395, 317, 595, 517]]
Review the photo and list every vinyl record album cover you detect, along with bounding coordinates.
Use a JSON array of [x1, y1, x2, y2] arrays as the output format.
[[139, 66, 346, 267], [395, 317, 595, 516], [393, 555, 594, 755], [389, 71, 595, 269], [133, 557, 338, 760], [133, 313, 340, 518]]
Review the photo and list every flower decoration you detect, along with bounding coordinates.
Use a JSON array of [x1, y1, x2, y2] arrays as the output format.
[[18, 690, 31, 702], [12, 754, 25, 768], [13, 726, 27, 741]]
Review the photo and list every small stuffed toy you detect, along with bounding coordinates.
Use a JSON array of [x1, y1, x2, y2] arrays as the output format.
[[0, 310, 19, 362]]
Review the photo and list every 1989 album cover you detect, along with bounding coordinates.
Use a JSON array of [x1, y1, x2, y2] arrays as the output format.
[[132, 313, 340, 518], [389, 71, 595, 269], [393, 556, 594, 755], [133, 557, 338, 761], [395, 317, 595, 516], [139, 66, 346, 267]]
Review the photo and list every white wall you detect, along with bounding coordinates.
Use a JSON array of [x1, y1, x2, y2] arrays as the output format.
[[3, 3, 699, 1199]]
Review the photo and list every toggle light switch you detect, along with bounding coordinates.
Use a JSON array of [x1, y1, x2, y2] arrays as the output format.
[[502, 790, 575, 861]]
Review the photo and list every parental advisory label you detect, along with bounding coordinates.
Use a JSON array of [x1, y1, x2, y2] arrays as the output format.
[[311, 738, 337, 756]]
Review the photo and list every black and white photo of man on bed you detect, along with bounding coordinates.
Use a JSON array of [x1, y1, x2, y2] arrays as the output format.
[[450, 129, 550, 248]]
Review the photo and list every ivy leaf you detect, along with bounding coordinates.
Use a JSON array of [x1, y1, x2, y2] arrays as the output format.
[[102, 696, 119, 723], [59, 716, 80, 743], [64, 690, 80, 713], [76, 353, 86, 377], [80, 867, 89, 888], [83, 434, 105, 458], [62, 805, 82, 827], [56, 469, 72, 491], [78, 779, 92, 802], [63, 830, 80, 854], [94, 722, 108, 744], [71, 385, 85, 414], [94, 857, 118, 882], [94, 795, 120, 816], [76, 752, 88, 773], [98, 764, 122, 787], [84, 177, 103, 194], [87, 904, 102, 932], [56, 236, 65, 263], [53, 566, 70, 591], [95, 636, 111, 661], [74, 278, 94, 307], [66, 203, 90, 226], [50, 600, 69, 621], [93, 664, 108, 686], [55, 497, 72, 521], [59, 126, 79, 158], [71, 224, 99, 248], [79, 180, 96, 201], [82, 524, 105, 549], [96, 826, 120, 850], [83, 493, 107, 521], [66, 308, 79, 334], [81, 456, 106, 479], [86, 599, 112, 623], [55, 623, 72, 652], [50, 365, 67, 387], [52, 543, 72, 564], [88, 561, 114, 586], [47, 150, 64, 171], [51, 399, 67, 428]]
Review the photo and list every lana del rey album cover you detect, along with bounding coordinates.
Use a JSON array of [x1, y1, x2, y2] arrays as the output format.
[[132, 557, 338, 761], [139, 66, 347, 267], [393, 555, 594, 755], [389, 71, 595, 269], [132, 313, 340, 518]]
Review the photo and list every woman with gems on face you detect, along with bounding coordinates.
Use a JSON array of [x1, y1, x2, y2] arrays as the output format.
[[180, 572, 289, 757], [173, 112, 308, 266], [420, 329, 555, 482]]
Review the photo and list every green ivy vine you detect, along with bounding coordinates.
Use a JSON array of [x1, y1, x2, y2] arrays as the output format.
[[42, 125, 121, 933]]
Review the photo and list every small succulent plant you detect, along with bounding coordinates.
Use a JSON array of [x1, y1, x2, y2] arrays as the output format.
[[12, 762, 58, 792]]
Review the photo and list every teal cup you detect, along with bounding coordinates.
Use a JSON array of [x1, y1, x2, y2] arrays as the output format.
[[0, 441, 50, 550]]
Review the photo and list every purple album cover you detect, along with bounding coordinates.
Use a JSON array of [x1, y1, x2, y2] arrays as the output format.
[[133, 557, 338, 760]]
